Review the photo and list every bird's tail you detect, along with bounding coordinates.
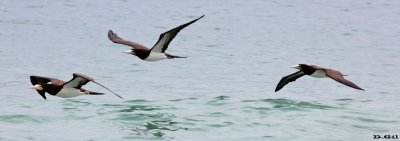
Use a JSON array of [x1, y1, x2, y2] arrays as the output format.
[[166, 54, 187, 59], [88, 91, 105, 95]]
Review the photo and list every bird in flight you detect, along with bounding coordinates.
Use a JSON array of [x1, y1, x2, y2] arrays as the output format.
[[108, 15, 204, 62], [30, 73, 123, 99], [275, 64, 365, 92]]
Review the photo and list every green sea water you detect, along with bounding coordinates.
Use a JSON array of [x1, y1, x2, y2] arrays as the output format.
[[1, 0, 399, 140]]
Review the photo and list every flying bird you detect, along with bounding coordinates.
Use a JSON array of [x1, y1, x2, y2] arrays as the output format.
[[275, 64, 365, 92], [30, 73, 123, 99], [108, 15, 204, 62]]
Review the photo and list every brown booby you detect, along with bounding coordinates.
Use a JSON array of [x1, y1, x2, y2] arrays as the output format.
[[30, 73, 123, 99], [275, 64, 365, 92], [108, 15, 204, 62]]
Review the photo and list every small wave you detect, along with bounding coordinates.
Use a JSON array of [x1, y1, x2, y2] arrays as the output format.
[[184, 117, 206, 122], [213, 95, 230, 100], [169, 97, 197, 102], [205, 121, 234, 128], [61, 99, 94, 106], [242, 106, 271, 111], [339, 116, 398, 123], [197, 112, 229, 117], [335, 98, 354, 101], [0, 115, 54, 124], [119, 105, 163, 113], [103, 101, 186, 138], [123, 99, 153, 103], [315, 120, 341, 127], [206, 96, 230, 106], [111, 112, 184, 138], [261, 98, 335, 110], [351, 125, 389, 132]]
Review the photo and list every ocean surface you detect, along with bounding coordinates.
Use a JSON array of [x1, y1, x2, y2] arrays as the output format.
[[1, 0, 400, 140]]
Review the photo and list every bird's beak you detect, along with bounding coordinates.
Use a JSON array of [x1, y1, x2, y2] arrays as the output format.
[[123, 50, 135, 55], [30, 84, 43, 90], [291, 65, 301, 70]]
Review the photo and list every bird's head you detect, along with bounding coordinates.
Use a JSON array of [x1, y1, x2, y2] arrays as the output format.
[[29, 83, 48, 100], [30, 84, 44, 91], [291, 64, 308, 70], [123, 49, 136, 55]]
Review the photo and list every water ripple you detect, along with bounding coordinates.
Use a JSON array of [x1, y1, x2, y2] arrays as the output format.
[[103, 101, 185, 138], [0, 115, 54, 124], [339, 116, 398, 123], [261, 98, 336, 110], [206, 95, 230, 106]]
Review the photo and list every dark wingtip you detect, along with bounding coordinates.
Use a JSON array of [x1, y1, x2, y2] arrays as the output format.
[[275, 84, 283, 92], [107, 30, 120, 43], [354, 85, 365, 91], [39, 93, 47, 100], [108, 30, 112, 35], [107, 30, 112, 38], [190, 15, 205, 22], [196, 15, 205, 21], [73, 73, 94, 81]]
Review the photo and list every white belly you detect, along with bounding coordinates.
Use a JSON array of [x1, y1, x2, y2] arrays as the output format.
[[310, 70, 327, 78], [144, 52, 168, 62], [56, 87, 84, 98]]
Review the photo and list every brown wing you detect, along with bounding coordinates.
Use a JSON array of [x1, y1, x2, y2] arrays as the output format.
[[108, 30, 149, 50], [324, 69, 365, 91], [309, 65, 324, 70]]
